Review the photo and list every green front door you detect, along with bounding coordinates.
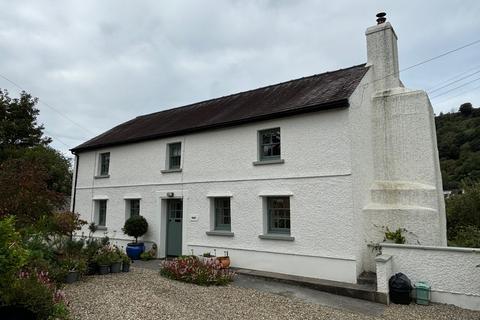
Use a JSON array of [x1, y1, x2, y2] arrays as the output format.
[[166, 199, 183, 256]]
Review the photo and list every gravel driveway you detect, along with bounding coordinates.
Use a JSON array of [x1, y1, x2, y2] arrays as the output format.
[[64, 268, 480, 320]]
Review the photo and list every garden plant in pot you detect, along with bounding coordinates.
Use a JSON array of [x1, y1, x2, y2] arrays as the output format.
[[120, 252, 131, 272], [94, 246, 116, 275], [109, 249, 122, 273], [123, 215, 148, 260], [62, 257, 86, 284]]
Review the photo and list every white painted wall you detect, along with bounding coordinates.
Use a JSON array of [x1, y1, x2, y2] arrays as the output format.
[[73, 110, 361, 283], [376, 243, 480, 311]]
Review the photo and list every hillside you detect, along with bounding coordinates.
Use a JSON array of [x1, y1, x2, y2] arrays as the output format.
[[435, 103, 480, 190]]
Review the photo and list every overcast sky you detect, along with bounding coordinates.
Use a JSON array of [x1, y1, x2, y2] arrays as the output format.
[[0, 0, 479, 155]]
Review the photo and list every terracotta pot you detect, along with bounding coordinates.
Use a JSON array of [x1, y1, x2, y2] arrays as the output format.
[[217, 256, 230, 269]]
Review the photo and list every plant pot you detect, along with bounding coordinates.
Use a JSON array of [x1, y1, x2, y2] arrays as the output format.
[[126, 242, 145, 260], [65, 270, 79, 283], [86, 261, 97, 275], [98, 264, 110, 275], [122, 263, 130, 272], [110, 261, 122, 273], [217, 256, 230, 269]]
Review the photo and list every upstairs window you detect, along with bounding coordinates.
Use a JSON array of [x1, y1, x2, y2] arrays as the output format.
[[259, 128, 281, 161], [214, 197, 231, 231], [126, 199, 140, 218], [99, 152, 110, 176], [267, 197, 290, 234], [168, 142, 182, 170]]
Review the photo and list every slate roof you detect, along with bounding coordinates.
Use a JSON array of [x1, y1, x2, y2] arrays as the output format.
[[71, 63, 368, 152]]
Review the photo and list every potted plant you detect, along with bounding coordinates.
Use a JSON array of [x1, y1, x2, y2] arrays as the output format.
[[122, 215, 148, 260], [94, 246, 114, 275], [110, 248, 122, 273], [121, 252, 131, 272], [63, 259, 79, 284], [216, 251, 230, 269]]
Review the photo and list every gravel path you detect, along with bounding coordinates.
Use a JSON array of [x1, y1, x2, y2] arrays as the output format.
[[64, 268, 480, 320]]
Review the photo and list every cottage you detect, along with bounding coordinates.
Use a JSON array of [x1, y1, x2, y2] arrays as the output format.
[[71, 15, 446, 284]]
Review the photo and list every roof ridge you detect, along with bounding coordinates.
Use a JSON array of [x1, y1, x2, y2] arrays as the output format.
[[137, 62, 367, 119]]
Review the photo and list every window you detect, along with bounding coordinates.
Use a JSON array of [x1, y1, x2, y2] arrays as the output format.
[[99, 152, 110, 176], [168, 142, 181, 170], [96, 200, 107, 227], [214, 197, 231, 231], [259, 128, 281, 161], [126, 199, 140, 218], [267, 197, 290, 234]]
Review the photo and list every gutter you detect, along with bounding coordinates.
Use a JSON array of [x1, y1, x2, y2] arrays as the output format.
[[71, 152, 79, 213]]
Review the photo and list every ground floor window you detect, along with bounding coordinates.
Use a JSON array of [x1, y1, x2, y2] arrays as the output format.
[[126, 199, 140, 219], [267, 197, 290, 234], [95, 200, 107, 227], [214, 197, 231, 231]]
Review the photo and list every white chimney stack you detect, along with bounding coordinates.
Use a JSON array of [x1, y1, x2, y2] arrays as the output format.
[[365, 13, 401, 91]]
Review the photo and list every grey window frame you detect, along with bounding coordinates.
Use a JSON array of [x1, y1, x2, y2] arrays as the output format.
[[99, 152, 110, 176], [267, 196, 290, 234], [97, 200, 107, 227], [258, 128, 281, 161], [214, 197, 231, 231], [168, 142, 182, 170], [128, 199, 140, 218]]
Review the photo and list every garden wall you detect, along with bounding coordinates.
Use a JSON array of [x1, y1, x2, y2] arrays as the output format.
[[376, 243, 480, 310]]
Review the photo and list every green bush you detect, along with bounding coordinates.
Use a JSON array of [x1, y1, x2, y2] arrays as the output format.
[[446, 181, 480, 248], [140, 251, 154, 261], [2, 271, 68, 320], [0, 216, 29, 292], [122, 215, 148, 243]]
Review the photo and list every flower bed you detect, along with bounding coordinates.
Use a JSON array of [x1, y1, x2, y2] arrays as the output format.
[[160, 256, 235, 286]]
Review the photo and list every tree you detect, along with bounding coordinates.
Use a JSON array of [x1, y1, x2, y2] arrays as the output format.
[[0, 89, 51, 155], [122, 216, 148, 243], [0, 158, 64, 227], [459, 102, 473, 116]]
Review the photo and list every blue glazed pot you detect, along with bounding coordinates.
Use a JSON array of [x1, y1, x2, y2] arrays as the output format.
[[126, 243, 145, 260]]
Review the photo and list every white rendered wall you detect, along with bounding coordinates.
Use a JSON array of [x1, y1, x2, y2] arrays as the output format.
[[377, 244, 480, 311], [73, 110, 359, 283]]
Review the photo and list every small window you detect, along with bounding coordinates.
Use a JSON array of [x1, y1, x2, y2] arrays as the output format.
[[214, 197, 231, 231], [96, 200, 107, 227], [126, 199, 140, 218], [168, 142, 182, 170], [259, 128, 281, 161], [267, 197, 290, 234], [99, 152, 110, 176]]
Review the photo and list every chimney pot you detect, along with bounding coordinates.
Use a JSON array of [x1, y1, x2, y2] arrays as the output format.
[[376, 12, 387, 24]]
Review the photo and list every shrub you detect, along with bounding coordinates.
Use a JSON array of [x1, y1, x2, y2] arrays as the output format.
[[2, 270, 68, 319], [122, 216, 148, 243], [160, 256, 234, 286], [0, 216, 29, 292], [140, 251, 154, 261], [50, 211, 87, 238]]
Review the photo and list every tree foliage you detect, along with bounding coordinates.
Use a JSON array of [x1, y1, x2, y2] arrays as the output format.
[[0, 158, 64, 227], [0, 89, 51, 152], [435, 102, 480, 190], [122, 216, 148, 243], [446, 181, 480, 247]]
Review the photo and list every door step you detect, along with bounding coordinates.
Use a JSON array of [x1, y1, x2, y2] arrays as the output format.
[[234, 268, 387, 304], [357, 271, 377, 285]]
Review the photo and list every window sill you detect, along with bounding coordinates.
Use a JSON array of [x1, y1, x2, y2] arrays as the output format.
[[96, 226, 107, 231], [161, 168, 182, 174], [258, 234, 294, 241], [206, 231, 234, 237], [94, 175, 110, 179], [252, 159, 285, 166]]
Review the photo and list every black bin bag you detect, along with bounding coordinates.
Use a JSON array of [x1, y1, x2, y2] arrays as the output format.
[[389, 273, 412, 304]]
